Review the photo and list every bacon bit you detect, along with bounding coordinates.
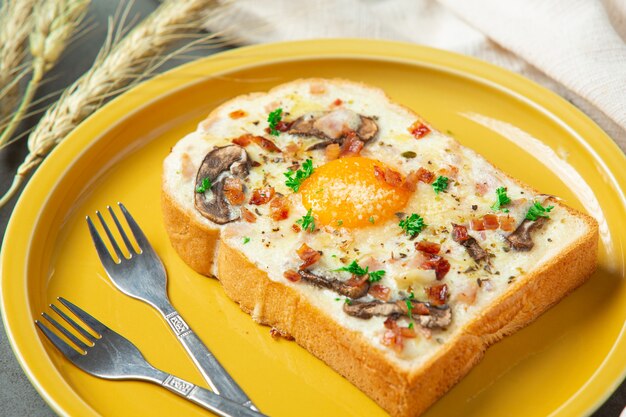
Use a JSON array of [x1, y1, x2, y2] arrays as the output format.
[[249, 186, 275, 205], [223, 177, 245, 205], [414, 303, 430, 315], [373, 165, 404, 188], [325, 143, 341, 161], [381, 317, 415, 352], [416, 241, 441, 254], [296, 243, 321, 270], [269, 195, 290, 221], [438, 165, 459, 179], [421, 254, 451, 280], [274, 121, 292, 133], [229, 110, 247, 119], [233, 134, 282, 152], [232, 135, 252, 146], [180, 153, 196, 180], [252, 136, 282, 153], [426, 284, 449, 306], [416, 167, 436, 184], [310, 84, 326, 94], [409, 121, 431, 139], [332, 98, 343, 106], [346, 274, 369, 288], [369, 284, 391, 301], [340, 132, 364, 157], [475, 182, 489, 196], [291, 224, 302, 233], [402, 170, 419, 192], [499, 215, 516, 232], [241, 207, 256, 223], [400, 327, 417, 338], [483, 214, 499, 230], [270, 327, 294, 340], [451, 224, 470, 243], [283, 269, 301, 282], [470, 218, 485, 231]]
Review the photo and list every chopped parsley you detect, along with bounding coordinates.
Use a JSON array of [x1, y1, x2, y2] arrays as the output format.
[[432, 176, 449, 194], [195, 177, 211, 193], [406, 292, 415, 323], [335, 260, 385, 282], [336, 219, 344, 226], [335, 260, 368, 276], [267, 108, 283, 136], [284, 159, 314, 192], [368, 270, 385, 282], [525, 201, 554, 221], [242, 236, 250, 244], [399, 213, 426, 237], [296, 209, 315, 232], [408, 322, 414, 329], [491, 187, 511, 211], [368, 216, 375, 224], [344, 298, 352, 305]]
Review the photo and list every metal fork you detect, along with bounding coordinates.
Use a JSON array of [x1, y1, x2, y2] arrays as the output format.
[[86, 203, 256, 410], [35, 298, 265, 417]]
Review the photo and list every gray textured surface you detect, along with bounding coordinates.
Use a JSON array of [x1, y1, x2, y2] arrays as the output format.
[[0, 1, 623, 416]]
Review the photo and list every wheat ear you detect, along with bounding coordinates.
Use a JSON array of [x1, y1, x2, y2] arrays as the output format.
[[0, 0, 220, 208], [0, 0, 90, 147], [0, 0, 37, 122]]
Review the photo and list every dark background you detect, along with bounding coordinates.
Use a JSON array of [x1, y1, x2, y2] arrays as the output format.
[[0, 0, 623, 416]]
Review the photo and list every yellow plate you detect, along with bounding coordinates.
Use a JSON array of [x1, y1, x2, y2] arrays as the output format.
[[2, 39, 625, 417]]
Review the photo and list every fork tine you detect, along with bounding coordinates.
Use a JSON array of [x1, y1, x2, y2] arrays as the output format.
[[118, 203, 150, 253], [41, 312, 89, 351], [96, 211, 125, 261], [58, 297, 107, 335], [50, 304, 98, 343], [35, 320, 81, 360], [107, 205, 136, 255], [86, 216, 118, 268]]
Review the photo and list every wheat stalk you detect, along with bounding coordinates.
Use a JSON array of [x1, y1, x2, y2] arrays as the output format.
[[0, 0, 90, 147], [0, 0, 221, 208], [0, 0, 37, 122]]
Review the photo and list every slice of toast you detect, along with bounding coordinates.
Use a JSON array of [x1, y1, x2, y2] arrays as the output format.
[[162, 78, 598, 417]]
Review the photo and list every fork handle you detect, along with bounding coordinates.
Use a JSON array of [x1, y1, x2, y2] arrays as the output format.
[[160, 307, 257, 410], [160, 374, 266, 417]]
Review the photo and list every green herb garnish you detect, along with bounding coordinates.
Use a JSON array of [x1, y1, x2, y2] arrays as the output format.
[[406, 292, 415, 325], [267, 108, 283, 136], [368, 216, 375, 224], [195, 177, 211, 193], [432, 176, 449, 194], [243, 237, 250, 244], [344, 298, 352, 305], [525, 201, 554, 221], [491, 187, 511, 211], [296, 209, 315, 232], [336, 219, 344, 226], [399, 213, 426, 237], [368, 270, 385, 282], [335, 260, 368, 276], [284, 159, 314, 192]]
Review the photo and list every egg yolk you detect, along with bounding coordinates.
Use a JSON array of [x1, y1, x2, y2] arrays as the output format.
[[299, 157, 411, 228]]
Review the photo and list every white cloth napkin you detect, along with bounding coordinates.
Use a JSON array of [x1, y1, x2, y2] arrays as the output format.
[[208, 0, 626, 152]]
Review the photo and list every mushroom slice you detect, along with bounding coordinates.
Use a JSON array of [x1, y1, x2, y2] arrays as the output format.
[[462, 237, 488, 262], [298, 269, 370, 299], [343, 299, 452, 329], [194, 145, 249, 224], [288, 109, 378, 150], [506, 216, 548, 251]]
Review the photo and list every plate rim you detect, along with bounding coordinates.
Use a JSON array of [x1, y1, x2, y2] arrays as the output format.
[[1, 38, 625, 417]]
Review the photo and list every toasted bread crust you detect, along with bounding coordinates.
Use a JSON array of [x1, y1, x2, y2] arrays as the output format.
[[215, 208, 597, 417], [161, 191, 218, 276]]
